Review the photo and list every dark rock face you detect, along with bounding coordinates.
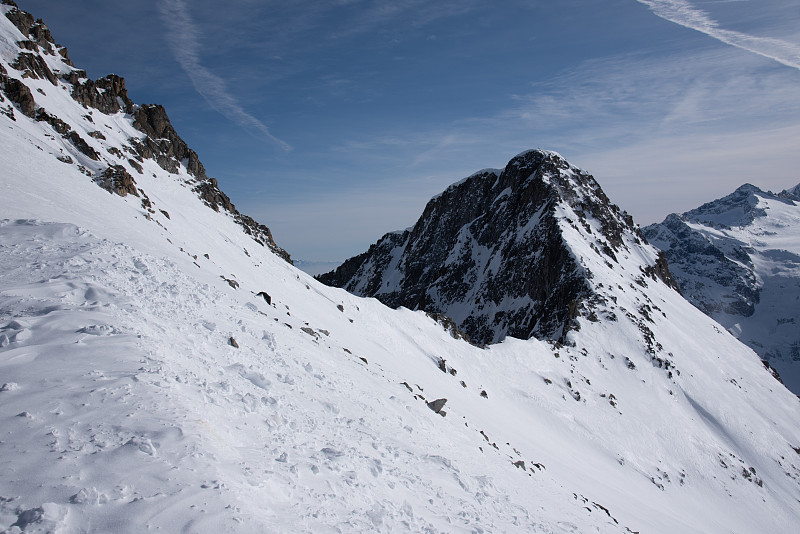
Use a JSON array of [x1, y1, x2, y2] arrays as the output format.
[[36, 109, 70, 134], [131, 104, 204, 177], [28, 20, 54, 53], [319, 150, 656, 345], [4, 5, 63, 58], [72, 74, 134, 115], [67, 131, 100, 160], [4, 3, 34, 37], [94, 165, 139, 197], [195, 178, 235, 212], [0, 75, 35, 117], [643, 250, 681, 293], [12, 51, 57, 85]]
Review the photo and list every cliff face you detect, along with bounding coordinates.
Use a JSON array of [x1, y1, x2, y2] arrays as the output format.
[[320, 149, 676, 345], [0, 0, 291, 263]]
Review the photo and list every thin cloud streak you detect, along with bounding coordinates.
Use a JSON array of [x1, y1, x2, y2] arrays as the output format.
[[158, 0, 291, 151], [637, 0, 800, 71]]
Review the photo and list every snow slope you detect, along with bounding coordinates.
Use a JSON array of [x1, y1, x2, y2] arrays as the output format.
[[645, 184, 800, 394], [2, 3, 800, 532]]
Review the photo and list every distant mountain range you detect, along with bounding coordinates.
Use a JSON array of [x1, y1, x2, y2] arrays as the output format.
[[2, 2, 800, 532], [644, 183, 800, 393]]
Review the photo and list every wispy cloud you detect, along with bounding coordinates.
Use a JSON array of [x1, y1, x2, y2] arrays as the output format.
[[158, 0, 291, 151], [636, 0, 800, 71], [312, 44, 800, 240], [328, 0, 480, 38]]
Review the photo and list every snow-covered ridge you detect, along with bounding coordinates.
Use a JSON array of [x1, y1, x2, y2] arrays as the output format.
[[0, 0, 290, 263], [2, 2, 800, 532]]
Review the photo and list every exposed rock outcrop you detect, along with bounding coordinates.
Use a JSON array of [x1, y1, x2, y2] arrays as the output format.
[[67, 131, 100, 161], [94, 165, 139, 197], [12, 51, 57, 84], [0, 74, 35, 117], [130, 104, 204, 177], [194, 176, 292, 264], [4, 3, 68, 60], [35, 109, 70, 134], [72, 74, 134, 115]]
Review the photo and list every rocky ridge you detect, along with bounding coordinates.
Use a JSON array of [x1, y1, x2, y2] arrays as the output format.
[[0, 0, 290, 263], [319, 149, 678, 345]]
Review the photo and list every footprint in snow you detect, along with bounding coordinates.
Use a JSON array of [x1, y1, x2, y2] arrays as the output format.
[[125, 436, 157, 456], [69, 487, 108, 505], [77, 325, 116, 336]]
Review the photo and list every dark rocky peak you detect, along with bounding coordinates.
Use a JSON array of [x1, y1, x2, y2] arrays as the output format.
[[319, 149, 669, 345]]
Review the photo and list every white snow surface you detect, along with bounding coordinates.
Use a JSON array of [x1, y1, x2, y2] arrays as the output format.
[[2, 9, 800, 533]]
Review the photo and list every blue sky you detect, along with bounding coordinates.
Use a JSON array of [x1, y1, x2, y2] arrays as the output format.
[[23, 0, 800, 261]]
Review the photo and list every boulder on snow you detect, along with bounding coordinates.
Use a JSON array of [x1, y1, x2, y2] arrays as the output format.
[[427, 398, 447, 414]]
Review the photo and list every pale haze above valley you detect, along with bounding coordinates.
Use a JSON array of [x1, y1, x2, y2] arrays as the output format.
[[24, 0, 800, 262]]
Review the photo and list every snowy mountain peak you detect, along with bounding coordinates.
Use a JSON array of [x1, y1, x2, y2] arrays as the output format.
[[319, 149, 677, 345], [682, 182, 800, 229], [645, 182, 800, 392], [780, 182, 800, 201], [0, 1, 290, 263]]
